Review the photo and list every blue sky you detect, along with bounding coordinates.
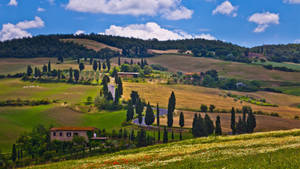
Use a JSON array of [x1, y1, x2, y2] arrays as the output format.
[[1, 0, 300, 47]]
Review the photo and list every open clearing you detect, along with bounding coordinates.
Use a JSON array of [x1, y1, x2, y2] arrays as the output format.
[[29, 129, 300, 169], [146, 54, 300, 83], [61, 39, 122, 53], [123, 82, 300, 118]]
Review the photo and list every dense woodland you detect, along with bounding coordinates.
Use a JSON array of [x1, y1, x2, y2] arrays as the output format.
[[0, 34, 299, 63]]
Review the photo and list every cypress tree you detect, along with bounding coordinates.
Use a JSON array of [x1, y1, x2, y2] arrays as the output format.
[[27, 65, 33, 76], [126, 101, 134, 121], [118, 129, 123, 138], [192, 114, 198, 137], [231, 107, 236, 135], [236, 116, 244, 134], [93, 60, 98, 71], [215, 115, 222, 135], [145, 102, 155, 126], [246, 111, 256, 133], [117, 78, 123, 96], [171, 130, 174, 140], [137, 129, 146, 147], [118, 56, 121, 66], [42, 64, 47, 73], [130, 59, 133, 65], [90, 58, 93, 65], [114, 87, 119, 104], [200, 104, 208, 112], [204, 114, 214, 135], [209, 104, 215, 112], [68, 68, 73, 83], [156, 104, 160, 127], [106, 58, 111, 71], [74, 69, 79, 83], [163, 127, 168, 143], [48, 60, 51, 72], [179, 112, 184, 128], [79, 62, 85, 71], [167, 91, 176, 127], [12, 144, 16, 162], [198, 114, 207, 137], [179, 112, 184, 140], [77, 58, 80, 64], [130, 130, 135, 142], [102, 62, 106, 70], [123, 129, 128, 139]]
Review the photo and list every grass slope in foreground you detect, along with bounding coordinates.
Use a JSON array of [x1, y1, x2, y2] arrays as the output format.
[[30, 129, 300, 169]]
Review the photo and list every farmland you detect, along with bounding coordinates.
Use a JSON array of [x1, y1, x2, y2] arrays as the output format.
[[28, 129, 300, 169], [123, 82, 300, 118], [146, 54, 300, 83], [0, 78, 127, 152]]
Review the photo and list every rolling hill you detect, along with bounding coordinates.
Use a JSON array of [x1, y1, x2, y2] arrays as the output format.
[[29, 129, 300, 169]]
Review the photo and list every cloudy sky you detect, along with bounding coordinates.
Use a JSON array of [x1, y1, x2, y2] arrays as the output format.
[[1, 0, 300, 47]]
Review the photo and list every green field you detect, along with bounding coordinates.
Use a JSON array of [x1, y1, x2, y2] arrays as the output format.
[[0, 79, 127, 152], [28, 129, 300, 169], [253, 60, 300, 71]]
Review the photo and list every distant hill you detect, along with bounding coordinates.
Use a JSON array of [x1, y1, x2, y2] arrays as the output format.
[[0, 34, 299, 63]]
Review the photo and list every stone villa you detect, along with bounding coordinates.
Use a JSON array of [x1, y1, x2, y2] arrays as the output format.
[[50, 127, 103, 142]]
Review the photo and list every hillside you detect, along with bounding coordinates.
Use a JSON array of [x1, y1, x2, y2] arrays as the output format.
[[1, 34, 300, 63], [29, 129, 300, 169], [61, 39, 122, 53]]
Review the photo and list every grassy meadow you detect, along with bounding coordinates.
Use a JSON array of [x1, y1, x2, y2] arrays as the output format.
[[28, 129, 300, 169], [0, 78, 127, 152]]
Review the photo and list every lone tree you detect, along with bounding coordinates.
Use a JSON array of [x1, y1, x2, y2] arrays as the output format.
[[215, 115, 222, 135], [48, 60, 51, 72], [230, 107, 236, 135], [93, 60, 98, 72], [204, 114, 214, 135], [209, 104, 215, 112], [167, 91, 176, 127], [126, 101, 134, 121], [79, 62, 85, 71], [179, 112, 184, 140], [163, 127, 168, 143], [145, 102, 155, 126]]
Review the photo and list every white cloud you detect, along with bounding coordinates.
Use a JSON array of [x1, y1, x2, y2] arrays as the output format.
[[295, 39, 300, 43], [212, 1, 238, 17], [283, 0, 300, 4], [37, 7, 46, 12], [0, 17, 45, 42], [102, 22, 216, 41], [8, 0, 18, 6], [248, 12, 279, 33], [48, 0, 55, 5], [162, 6, 193, 20], [65, 0, 193, 20], [74, 30, 85, 35]]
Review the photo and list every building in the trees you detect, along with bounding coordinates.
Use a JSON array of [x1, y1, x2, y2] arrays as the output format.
[[117, 72, 139, 78], [50, 127, 107, 142]]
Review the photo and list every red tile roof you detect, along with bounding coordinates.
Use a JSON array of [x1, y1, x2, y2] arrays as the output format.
[[50, 127, 97, 131]]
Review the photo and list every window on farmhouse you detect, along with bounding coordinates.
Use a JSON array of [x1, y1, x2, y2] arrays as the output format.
[[60, 132, 63, 136], [53, 132, 56, 136], [67, 132, 72, 137]]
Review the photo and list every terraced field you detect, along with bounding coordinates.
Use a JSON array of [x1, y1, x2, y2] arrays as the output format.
[[29, 129, 300, 169]]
